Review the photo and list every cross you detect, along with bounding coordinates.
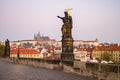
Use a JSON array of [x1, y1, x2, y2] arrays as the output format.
[[65, 8, 73, 16]]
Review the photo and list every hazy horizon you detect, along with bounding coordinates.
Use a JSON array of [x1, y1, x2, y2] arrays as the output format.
[[0, 0, 120, 43]]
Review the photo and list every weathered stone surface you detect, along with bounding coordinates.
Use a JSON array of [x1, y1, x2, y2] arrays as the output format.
[[0, 59, 95, 80], [74, 61, 120, 80]]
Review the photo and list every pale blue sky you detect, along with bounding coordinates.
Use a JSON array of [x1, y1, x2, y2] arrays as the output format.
[[0, 0, 120, 43]]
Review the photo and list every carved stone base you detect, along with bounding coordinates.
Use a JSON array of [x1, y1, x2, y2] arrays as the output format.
[[61, 35, 74, 66], [61, 53, 74, 61], [62, 38, 74, 53], [61, 53, 74, 66]]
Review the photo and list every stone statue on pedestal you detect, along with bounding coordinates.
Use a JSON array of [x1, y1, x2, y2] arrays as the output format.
[[57, 11, 74, 65], [4, 39, 10, 57]]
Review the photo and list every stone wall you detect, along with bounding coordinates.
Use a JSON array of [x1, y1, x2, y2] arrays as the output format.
[[0, 58, 119, 80], [74, 61, 120, 80]]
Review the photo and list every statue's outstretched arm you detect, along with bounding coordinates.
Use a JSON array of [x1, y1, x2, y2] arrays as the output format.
[[57, 16, 63, 19]]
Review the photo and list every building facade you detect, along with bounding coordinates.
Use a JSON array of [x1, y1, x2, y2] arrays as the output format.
[[74, 47, 92, 62], [92, 45, 120, 63], [74, 39, 99, 48]]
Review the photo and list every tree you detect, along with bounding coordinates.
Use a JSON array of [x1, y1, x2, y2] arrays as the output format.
[[0, 44, 5, 57], [102, 52, 110, 61]]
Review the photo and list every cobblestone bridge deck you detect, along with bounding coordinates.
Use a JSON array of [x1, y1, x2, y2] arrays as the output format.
[[0, 60, 95, 80]]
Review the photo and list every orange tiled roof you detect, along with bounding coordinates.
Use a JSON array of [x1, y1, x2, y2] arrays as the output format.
[[10, 48, 40, 54], [77, 47, 93, 52], [93, 45, 120, 51]]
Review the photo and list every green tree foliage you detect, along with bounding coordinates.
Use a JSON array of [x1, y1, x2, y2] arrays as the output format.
[[102, 52, 110, 61], [0, 44, 5, 57]]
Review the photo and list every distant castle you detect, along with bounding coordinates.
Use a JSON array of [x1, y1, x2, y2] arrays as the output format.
[[10, 32, 99, 48], [34, 32, 50, 40]]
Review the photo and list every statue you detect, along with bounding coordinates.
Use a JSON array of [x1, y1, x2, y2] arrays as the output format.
[[4, 39, 10, 57], [57, 10, 74, 66], [57, 11, 74, 64], [57, 11, 73, 38]]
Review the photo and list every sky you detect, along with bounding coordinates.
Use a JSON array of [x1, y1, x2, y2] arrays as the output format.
[[0, 0, 120, 43]]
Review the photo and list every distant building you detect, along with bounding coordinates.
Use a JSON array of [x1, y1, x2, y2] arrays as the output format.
[[34, 32, 50, 40], [10, 32, 99, 61], [0, 41, 5, 45], [74, 39, 99, 48], [74, 47, 93, 62], [92, 45, 120, 63], [54, 38, 99, 48], [10, 32, 56, 48], [10, 48, 43, 59]]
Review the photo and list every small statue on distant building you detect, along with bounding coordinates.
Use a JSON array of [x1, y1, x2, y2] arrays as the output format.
[[57, 11, 73, 38]]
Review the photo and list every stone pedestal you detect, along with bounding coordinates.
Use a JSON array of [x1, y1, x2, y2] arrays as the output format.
[[61, 38, 74, 66], [61, 53, 74, 66], [62, 38, 74, 53]]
